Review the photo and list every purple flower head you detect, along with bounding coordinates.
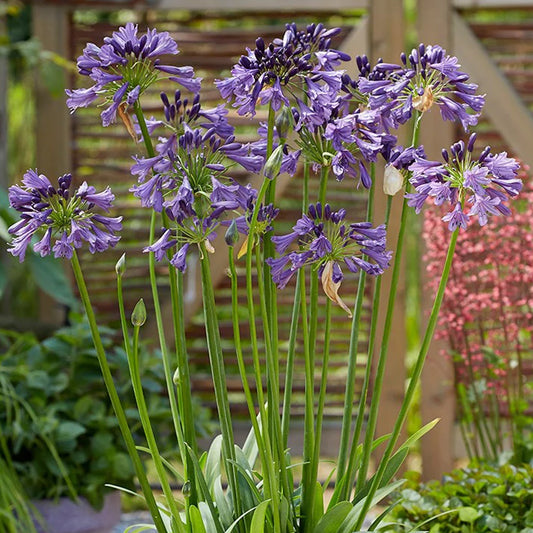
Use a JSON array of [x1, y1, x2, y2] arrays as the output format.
[[356, 44, 485, 131], [267, 202, 391, 312], [216, 23, 350, 117], [66, 23, 201, 127], [407, 133, 521, 229], [8, 170, 122, 262]]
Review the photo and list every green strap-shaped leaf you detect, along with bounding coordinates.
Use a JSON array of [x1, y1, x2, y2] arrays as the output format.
[[312, 502, 353, 533], [249, 500, 270, 533]]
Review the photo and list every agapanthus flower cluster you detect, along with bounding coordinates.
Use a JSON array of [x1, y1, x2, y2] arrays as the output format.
[[407, 133, 521, 230], [130, 91, 270, 271], [216, 23, 350, 117], [8, 170, 122, 261], [66, 23, 200, 127], [266, 203, 391, 315], [356, 43, 485, 131]]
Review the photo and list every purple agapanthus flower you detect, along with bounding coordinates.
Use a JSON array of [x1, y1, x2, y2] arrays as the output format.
[[216, 23, 350, 117], [66, 23, 201, 127], [355, 43, 485, 131], [266, 203, 391, 314], [8, 170, 122, 261], [406, 133, 521, 229]]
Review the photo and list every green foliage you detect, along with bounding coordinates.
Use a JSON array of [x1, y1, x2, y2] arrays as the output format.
[[385, 464, 533, 532], [0, 314, 209, 509]]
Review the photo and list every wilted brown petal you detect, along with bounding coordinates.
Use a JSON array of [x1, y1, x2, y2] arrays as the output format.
[[321, 260, 353, 318]]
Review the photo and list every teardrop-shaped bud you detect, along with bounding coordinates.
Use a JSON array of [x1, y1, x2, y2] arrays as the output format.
[[383, 165, 404, 196], [131, 298, 147, 327], [115, 253, 126, 277], [263, 144, 285, 180]]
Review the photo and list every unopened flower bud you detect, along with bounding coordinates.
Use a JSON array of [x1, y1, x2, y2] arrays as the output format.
[[263, 144, 285, 180], [383, 165, 404, 196], [131, 298, 147, 327], [225, 219, 239, 247], [275, 107, 292, 141], [204, 239, 215, 254], [115, 253, 126, 277]]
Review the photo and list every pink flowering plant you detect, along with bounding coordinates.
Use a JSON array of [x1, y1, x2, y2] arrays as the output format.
[[7, 23, 522, 532], [423, 165, 533, 465]]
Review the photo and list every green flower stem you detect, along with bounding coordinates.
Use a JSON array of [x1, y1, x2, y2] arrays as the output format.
[[306, 298, 332, 530], [255, 244, 291, 516], [70, 251, 167, 533], [164, 217, 198, 507], [133, 102, 192, 493], [353, 112, 423, 499], [198, 242, 243, 520], [298, 256, 314, 533], [354, 188, 410, 499], [301, 165, 330, 532], [343, 195, 393, 503], [243, 199, 281, 533], [228, 247, 269, 460], [334, 170, 376, 497], [281, 271, 302, 450], [354, 228, 460, 530], [134, 101, 156, 158], [130, 312, 184, 533]]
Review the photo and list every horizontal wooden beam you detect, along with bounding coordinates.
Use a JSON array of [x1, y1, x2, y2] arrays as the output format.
[[154, 0, 368, 10], [453, 12, 533, 170], [453, 0, 533, 8]]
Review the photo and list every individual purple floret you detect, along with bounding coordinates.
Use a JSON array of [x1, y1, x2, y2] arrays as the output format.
[[216, 23, 350, 117], [266, 203, 391, 315], [355, 43, 485, 131], [66, 23, 201, 127], [406, 133, 521, 229], [8, 170, 122, 261]]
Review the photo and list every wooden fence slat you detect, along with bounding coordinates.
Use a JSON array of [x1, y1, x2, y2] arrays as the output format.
[[453, 12, 533, 171]]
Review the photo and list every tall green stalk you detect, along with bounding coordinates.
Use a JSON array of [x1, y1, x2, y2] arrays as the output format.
[[198, 243, 243, 521], [70, 251, 167, 533], [129, 300, 184, 533], [132, 102, 193, 493], [334, 170, 376, 500], [353, 228, 459, 530]]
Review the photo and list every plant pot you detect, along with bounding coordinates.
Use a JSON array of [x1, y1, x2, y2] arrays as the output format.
[[32, 492, 121, 533]]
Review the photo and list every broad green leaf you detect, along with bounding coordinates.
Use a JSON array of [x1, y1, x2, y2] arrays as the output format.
[[313, 501, 353, 533], [354, 448, 408, 505], [189, 505, 207, 533], [199, 501, 218, 533], [205, 435, 223, 489], [311, 481, 324, 530], [339, 480, 405, 533], [458, 506, 480, 523], [250, 500, 270, 533], [0, 215, 10, 241], [213, 476, 233, 528], [397, 418, 440, 451], [55, 421, 86, 442], [0, 261, 6, 298], [27, 253, 77, 307]]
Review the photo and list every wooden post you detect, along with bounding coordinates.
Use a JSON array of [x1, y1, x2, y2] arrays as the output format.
[[32, 4, 72, 326], [417, 0, 456, 481], [0, 15, 7, 190], [369, 0, 408, 459]]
